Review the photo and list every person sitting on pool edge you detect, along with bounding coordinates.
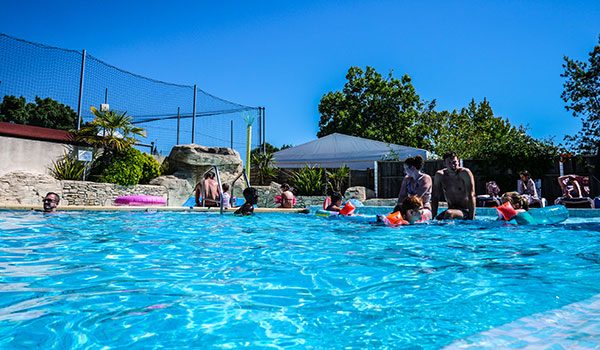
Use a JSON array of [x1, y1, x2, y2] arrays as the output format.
[[43, 192, 60, 213], [325, 192, 343, 212], [234, 187, 259, 216], [431, 151, 476, 220], [397, 155, 432, 211]]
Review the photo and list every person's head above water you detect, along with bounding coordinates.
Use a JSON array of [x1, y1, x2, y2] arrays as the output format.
[[330, 192, 343, 206], [443, 151, 459, 171], [280, 183, 290, 192], [43, 192, 60, 213], [401, 195, 424, 223], [243, 187, 258, 205]]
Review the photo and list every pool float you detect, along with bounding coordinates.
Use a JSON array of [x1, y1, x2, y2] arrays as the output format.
[[315, 209, 378, 224], [315, 201, 371, 222], [376, 211, 409, 227], [115, 195, 167, 206], [496, 202, 568, 225], [274, 195, 297, 206]]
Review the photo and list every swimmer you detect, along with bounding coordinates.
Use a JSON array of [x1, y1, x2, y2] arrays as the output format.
[[234, 187, 258, 216], [325, 192, 343, 212]]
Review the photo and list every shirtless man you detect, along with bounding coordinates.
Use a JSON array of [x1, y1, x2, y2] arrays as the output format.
[[431, 152, 476, 220], [195, 171, 221, 207]]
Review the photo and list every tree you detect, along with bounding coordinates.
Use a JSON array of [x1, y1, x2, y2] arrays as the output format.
[[561, 35, 600, 155], [0, 95, 77, 130], [76, 106, 146, 155], [431, 99, 559, 177], [317, 66, 434, 149], [251, 151, 278, 185]]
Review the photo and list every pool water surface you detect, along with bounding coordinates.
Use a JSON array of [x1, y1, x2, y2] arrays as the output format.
[[0, 210, 599, 349]]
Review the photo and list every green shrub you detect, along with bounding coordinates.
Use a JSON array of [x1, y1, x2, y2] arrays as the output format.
[[140, 153, 161, 184], [291, 165, 324, 196], [99, 148, 143, 185], [327, 165, 350, 193], [49, 152, 85, 180]]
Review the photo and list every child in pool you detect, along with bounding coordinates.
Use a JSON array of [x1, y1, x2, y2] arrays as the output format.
[[221, 183, 231, 209], [234, 187, 258, 216], [325, 192, 343, 212], [378, 195, 431, 226]]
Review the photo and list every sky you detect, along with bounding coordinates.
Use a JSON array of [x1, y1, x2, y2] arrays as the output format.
[[1, 0, 599, 149]]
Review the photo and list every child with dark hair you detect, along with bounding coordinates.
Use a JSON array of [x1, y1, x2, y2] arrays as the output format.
[[234, 187, 259, 215], [325, 192, 343, 212]]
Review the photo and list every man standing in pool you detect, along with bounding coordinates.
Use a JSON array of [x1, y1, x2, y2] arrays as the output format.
[[431, 152, 476, 220]]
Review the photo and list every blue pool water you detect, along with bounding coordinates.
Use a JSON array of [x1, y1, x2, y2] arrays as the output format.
[[0, 210, 599, 349]]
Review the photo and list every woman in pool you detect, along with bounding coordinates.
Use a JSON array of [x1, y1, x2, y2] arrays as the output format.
[[397, 155, 432, 211]]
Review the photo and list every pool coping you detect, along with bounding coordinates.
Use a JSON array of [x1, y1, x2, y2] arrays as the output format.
[[0, 204, 310, 214]]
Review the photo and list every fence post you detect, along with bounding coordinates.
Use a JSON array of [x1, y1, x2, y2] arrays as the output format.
[[76, 49, 86, 130], [262, 107, 266, 154], [191, 84, 197, 144], [374, 161, 379, 198], [230, 120, 233, 149], [176, 107, 180, 145]]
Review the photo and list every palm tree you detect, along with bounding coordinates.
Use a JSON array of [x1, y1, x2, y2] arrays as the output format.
[[76, 106, 146, 155], [251, 152, 277, 185]]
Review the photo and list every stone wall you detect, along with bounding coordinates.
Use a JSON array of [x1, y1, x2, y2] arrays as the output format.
[[61, 180, 168, 206]]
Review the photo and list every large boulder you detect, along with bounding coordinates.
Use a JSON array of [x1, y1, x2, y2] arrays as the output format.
[[165, 144, 245, 191], [344, 186, 376, 202], [150, 176, 193, 206], [0, 171, 62, 206]]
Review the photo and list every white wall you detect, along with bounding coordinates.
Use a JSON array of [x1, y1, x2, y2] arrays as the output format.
[[0, 136, 72, 176]]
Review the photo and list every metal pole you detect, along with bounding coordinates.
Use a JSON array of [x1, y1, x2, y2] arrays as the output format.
[[230, 120, 233, 149], [262, 107, 266, 154], [104, 88, 108, 104], [191, 84, 197, 144], [258, 108, 263, 153], [176, 107, 181, 145], [76, 49, 86, 130]]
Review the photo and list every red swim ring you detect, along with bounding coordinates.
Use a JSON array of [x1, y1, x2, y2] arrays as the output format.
[[114, 195, 167, 206]]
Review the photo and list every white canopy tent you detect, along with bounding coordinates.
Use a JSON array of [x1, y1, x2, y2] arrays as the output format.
[[273, 133, 431, 170]]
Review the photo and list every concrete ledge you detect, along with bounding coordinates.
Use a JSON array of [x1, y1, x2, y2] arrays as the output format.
[[0, 205, 310, 214]]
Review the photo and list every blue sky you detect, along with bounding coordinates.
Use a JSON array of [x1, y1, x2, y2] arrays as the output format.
[[1, 0, 599, 148]]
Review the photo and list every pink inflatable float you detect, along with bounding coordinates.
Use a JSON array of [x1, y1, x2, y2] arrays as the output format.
[[114, 195, 167, 206]]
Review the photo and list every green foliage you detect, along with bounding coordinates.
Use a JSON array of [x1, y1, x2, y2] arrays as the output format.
[[291, 165, 324, 196], [561, 35, 600, 155], [318, 66, 435, 149], [430, 99, 559, 177], [251, 151, 278, 185], [96, 147, 159, 186], [0, 95, 77, 130], [280, 144, 293, 150], [327, 165, 350, 193], [140, 153, 162, 184], [48, 152, 85, 180], [76, 106, 146, 155]]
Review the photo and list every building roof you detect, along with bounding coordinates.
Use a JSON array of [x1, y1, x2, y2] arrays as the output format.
[[0, 122, 75, 143]]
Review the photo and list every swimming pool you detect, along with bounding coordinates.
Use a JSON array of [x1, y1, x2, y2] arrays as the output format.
[[0, 210, 599, 348]]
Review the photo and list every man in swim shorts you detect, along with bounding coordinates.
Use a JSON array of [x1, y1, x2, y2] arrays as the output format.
[[431, 152, 476, 220]]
